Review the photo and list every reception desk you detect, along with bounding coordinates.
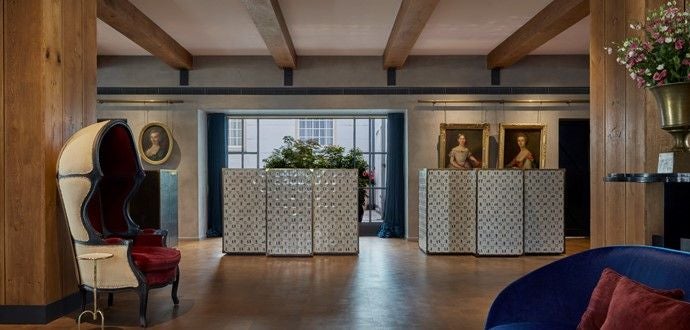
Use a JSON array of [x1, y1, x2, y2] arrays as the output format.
[[419, 169, 564, 256], [222, 168, 359, 256]]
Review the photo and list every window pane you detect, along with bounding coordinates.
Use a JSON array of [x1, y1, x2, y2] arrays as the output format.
[[245, 119, 258, 152], [298, 119, 333, 145], [334, 119, 353, 147], [370, 188, 385, 221], [228, 118, 243, 152], [374, 154, 386, 189], [259, 119, 296, 167], [228, 154, 242, 168], [355, 119, 369, 152], [243, 154, 258, 168], [374, 119, 386, 153]]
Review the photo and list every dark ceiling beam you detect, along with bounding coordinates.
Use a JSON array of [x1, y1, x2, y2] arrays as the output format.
[[486, 0, 589, 69], [383, 0, 440, 69], [242, 0, 297, 69], [97, 0, 193, 70]]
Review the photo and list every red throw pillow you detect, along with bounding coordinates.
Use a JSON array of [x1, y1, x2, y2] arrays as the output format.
[[601, 276, 690, 330], [577, 268, 684, 330]]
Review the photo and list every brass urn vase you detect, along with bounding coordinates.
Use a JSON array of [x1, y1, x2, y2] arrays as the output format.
[[650, 82, 690, 151]]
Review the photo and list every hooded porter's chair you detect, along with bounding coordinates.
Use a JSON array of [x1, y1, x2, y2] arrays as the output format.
[[57, 120, 181, 327]]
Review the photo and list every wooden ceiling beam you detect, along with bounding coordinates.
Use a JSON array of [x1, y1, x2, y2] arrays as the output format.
[[383, 0, 440, 69], [242, 0, 296, 69], [487, 0, 589, 69], [97, 0, 193, 70]]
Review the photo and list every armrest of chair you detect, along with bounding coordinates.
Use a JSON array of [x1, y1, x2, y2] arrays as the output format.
[[134, 228, 168, 247], [485, 255, 600, 329], [74, 241, 141, 290]]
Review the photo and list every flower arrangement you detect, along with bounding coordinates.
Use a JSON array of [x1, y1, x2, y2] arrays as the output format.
[[607, 1, 690, 88]]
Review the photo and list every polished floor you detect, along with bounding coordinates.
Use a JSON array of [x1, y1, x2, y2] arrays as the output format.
[[8, 237, 589, 330]]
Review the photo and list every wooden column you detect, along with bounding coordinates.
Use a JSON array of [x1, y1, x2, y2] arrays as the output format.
[[1, 0, 96, 314], [0, 0, 4, 307], [590, 0, 667, 247]]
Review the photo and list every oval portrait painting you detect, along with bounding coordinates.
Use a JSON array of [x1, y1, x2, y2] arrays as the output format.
[[139, 122, 174, 165]]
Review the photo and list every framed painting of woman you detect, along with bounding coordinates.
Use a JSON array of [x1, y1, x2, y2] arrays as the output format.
[[498, 123, 546, 169], [139, 122, 174, 165], [438, 123, 490, 169]]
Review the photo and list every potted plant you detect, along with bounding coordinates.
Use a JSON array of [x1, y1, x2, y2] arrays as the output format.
[[607, 1, 690, 151], [263, 136, 374, 222]]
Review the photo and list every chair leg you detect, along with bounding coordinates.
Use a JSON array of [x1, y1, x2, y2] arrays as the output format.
[[108, 292, 114, 307], [138, 287, 149, 327], [171, 268, 180, 305], [80, 287, 88, 311]]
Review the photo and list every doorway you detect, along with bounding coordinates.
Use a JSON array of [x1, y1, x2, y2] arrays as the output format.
[[559, 119, 590, 237]]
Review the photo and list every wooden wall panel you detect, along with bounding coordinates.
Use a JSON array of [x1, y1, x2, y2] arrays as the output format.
[[624, 0, 646, 244], [1, 0, 96, 306], [4, 0, 47, 305], [602, 0, 627, 245], [43, 0, 65, 304], [82, 0, 96, 125], [591, 0, 671, 247], [0, 0, 5, 306], [589, 0, 605, 248]]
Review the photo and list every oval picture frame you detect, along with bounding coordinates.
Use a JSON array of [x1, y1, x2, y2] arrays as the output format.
[[139, 122, 174, 165]]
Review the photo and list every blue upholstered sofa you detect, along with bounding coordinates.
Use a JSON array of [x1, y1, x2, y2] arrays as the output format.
[[485, 246, 690, 330]]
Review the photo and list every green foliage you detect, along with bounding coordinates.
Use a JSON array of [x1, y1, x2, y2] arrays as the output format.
[[263, 136, 373, 189]]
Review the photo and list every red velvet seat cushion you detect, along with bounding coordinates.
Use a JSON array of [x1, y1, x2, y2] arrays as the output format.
[[144, 268, 178, 287], [601, 276, 690, 330], [577, 268, 684, 330], [131, 246, 181, 272]]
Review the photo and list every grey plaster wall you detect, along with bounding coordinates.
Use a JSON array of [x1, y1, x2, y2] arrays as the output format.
[[96, 108, 202, 239], [97, 55, 589, 240]]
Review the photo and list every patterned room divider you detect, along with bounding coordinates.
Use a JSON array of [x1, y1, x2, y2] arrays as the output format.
[[266, 169, 314, 256], [524, 170, 565, 254], [476, 170, 524, 256], [222, 169, 267, 254], [419, 169, 477, 254], [312, 169, 359, 254]]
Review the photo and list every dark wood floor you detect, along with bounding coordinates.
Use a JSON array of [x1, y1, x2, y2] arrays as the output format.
[[5, 237, 589, 330]]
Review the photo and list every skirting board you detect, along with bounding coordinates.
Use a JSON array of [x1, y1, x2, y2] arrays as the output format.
[[0, 291, 82, 324]]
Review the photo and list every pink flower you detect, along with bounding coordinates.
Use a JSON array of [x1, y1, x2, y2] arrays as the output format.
[[653, 69, 668, 82], [675, 39, 685, 49], [636, 77, 646, 88], [682, 59, 690, 65]]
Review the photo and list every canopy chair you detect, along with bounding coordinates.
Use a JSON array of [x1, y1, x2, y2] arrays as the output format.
[[57, 120, 181, 327]]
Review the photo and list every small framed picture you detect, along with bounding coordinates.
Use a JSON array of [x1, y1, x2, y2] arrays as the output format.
[[139, 122, 174, 165], [438, 123, 490, 169], [498, 123, 546, 169]]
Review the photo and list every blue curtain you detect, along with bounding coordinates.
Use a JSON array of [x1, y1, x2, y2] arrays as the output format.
[[206, 113, 227, 237], [378, 113, 405, 238]]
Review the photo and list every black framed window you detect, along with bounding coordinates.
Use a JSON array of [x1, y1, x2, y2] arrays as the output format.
[[226, 116, 387, 222]]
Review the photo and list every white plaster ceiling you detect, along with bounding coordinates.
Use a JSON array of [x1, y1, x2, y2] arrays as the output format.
[[97, 0, 589, 56]]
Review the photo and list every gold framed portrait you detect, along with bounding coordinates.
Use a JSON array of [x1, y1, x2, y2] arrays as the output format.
[[498, 123, 546, 169], [438, 123, 490, 169], [139, 122, 174, 165]]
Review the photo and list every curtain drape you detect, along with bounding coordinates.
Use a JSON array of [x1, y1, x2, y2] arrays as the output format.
[[378, 113, 405, 238], [206, 113, 227, 237]]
